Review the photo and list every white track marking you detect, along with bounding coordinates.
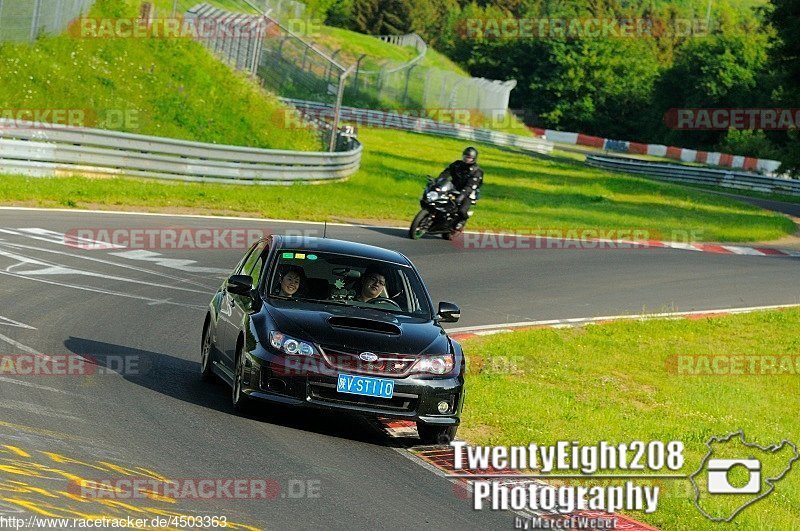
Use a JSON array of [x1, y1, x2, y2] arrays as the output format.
[[0, 248, 209, 294], [0, 240, 214, 288], [0, 316, 35, 330], [17, 227, 124, 249], [0, 376, 79, 396], [0, 332, 44, 356], [108, 249, 230, 274], [0, 400, 87, 422], [0, 206, 368, 227], [0, 270, 206, 309], [448, 302, 800, 334]]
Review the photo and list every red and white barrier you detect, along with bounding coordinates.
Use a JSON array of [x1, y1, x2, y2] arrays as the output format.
[[529, 127, 782, 175]]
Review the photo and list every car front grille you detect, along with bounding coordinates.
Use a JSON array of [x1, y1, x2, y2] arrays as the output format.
[[308, 382, 418, 413], [319, 347, 417, 377]]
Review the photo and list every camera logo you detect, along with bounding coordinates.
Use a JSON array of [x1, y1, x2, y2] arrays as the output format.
[[690, 431, 798, 522], [707, 459, 760, 494]]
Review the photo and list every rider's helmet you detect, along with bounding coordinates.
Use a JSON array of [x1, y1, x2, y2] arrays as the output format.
[[462, 147, 478, 164]]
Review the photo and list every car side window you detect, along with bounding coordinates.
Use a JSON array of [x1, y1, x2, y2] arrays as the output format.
[[244, 241, 269, 287], [235, 242, 261, 275]]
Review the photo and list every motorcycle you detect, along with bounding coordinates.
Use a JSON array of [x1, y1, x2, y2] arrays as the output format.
[[408, 175, 475, 240]]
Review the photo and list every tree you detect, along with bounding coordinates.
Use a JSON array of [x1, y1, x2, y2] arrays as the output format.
[[652, 32, 770, 148], [767, 0, 800, 175], [348, 0, 412, 34]]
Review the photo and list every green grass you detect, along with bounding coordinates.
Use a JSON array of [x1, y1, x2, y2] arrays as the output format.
[[458, 308, 800, 530], [315, 26, 419, 69], [0, 127, 794, 243], [0, 0, 318, 150]]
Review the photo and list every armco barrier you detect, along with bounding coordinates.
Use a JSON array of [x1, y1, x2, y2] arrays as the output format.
[[0, 119, 362, 184], [284, 98, 554, 155], [586, 155, 800, 196]]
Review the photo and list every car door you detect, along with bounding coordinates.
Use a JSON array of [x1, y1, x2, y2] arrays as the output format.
[[220, 239, 269, 368], [218, 240, 267, 370]]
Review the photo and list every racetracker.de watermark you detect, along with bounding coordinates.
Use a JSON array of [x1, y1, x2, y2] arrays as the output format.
[[64, 228, 325, 250], [666, 355, 800, 375], [457, 17, 711, 40], [278, 107, 528, 132], [70, 16, 321, 39], [65, 228, 266, 250], [69, 477, 321, 500], [664, 108, 800, 130], [452, 229, 704, 250], [0, 354, 146, 376], [0, 108, 139, 130]]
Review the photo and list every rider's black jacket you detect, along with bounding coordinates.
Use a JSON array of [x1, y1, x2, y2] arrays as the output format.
[[438, 160, 484, 204]]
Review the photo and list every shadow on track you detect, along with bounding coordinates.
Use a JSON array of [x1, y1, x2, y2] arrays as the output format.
[[62, 336, 415, 448]]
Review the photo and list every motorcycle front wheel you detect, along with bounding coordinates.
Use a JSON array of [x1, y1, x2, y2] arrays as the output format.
[[409, 210, 433, 240]]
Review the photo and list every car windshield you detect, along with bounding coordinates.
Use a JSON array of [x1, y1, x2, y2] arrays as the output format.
[[266, 250, 432, 318]]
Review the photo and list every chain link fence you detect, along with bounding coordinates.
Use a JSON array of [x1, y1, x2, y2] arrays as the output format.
[[185, 2, 350, 151], [345, 50, 516, 119], [0, 0, 95, 42], [180, 1, 516, 144]]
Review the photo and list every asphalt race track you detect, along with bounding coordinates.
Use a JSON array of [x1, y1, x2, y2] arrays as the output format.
[[0, 208, 798, 530]]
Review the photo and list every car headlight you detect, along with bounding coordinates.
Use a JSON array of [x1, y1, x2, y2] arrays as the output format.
[[426, 191, 439, 202], [411, 353, 455, 375], [269, 331, 317, 356]]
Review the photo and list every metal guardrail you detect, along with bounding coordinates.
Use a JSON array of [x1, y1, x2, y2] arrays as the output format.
[[586, 155, 800, 196], [0, 120, 362, 185], [284, 98, 554, 155]]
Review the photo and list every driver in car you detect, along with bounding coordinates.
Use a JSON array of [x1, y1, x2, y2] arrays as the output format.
[[355, 270, 386, 302]]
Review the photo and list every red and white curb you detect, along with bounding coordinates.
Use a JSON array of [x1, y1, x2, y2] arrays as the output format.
[[642, 239, 800, 257], [447, 303, 800, 341]]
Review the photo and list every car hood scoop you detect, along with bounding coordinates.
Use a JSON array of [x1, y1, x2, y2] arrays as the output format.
[[265, 301, 447, 355], [327, 316, 401, 335]]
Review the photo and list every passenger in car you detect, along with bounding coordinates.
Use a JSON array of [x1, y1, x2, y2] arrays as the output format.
[[276, 267, 304, 298]]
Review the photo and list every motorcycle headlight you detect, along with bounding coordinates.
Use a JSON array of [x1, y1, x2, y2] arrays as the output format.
[[426, 191, 439, 202], [411, 353, 455, 375], [269, 331, 317, 356]]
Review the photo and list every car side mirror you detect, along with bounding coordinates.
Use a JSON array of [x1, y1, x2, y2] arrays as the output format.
[[227, 274, 253, 296], [437, 301, 461, 323]]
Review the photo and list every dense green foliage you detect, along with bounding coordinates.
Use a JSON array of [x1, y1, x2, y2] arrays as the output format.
[[324, 0, 800, 175]]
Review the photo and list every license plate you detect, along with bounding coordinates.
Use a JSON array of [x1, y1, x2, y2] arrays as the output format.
[[337, 373, 395, 399]]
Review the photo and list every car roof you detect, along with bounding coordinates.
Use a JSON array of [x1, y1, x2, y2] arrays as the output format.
[[272, 236, 412, 266]]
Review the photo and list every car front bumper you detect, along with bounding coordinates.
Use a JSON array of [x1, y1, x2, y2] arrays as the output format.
[[239, 349, 464, 426]]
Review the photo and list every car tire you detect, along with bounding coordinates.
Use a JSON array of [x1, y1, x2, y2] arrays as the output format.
[[232, 343, 252, 413], [416, 423, 458, 445], [200, 322, 215, 382]]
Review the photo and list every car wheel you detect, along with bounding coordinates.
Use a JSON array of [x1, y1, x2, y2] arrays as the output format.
[[416, 423, 457, 445], [200, 322, 214, 382], [232, 344, 252, 413]]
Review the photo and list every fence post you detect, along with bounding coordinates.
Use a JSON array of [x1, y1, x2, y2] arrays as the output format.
[[352, 54, 367, 93], [329, 66, 354, 152], [402, 64, 417, 107], [29, 0, 43, 42]]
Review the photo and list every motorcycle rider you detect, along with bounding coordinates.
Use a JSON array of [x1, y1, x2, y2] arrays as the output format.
[[438, 147, 484, 229]]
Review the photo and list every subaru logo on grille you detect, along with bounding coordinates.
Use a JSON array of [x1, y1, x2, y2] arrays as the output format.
[[359, 352, 378, 362]]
